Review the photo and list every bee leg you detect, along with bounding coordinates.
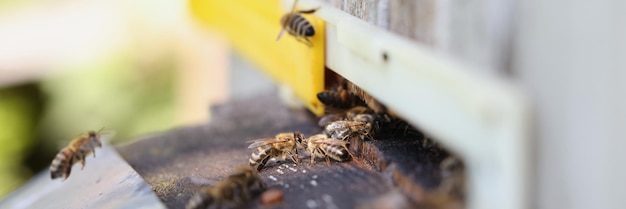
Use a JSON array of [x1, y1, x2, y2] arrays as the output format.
[[63, 156, 75, 181], [296, 150, 301, 164], [289, 152, 300, 165], [294, 36, 313, 47], [80, 158, 86, 170], [300, 37, 313, 47], [75, 153, 86, 170], [310, 154, 315, 164], [325, 156, 332, 166], [93, 149, 96, 158], [63, 167, 71, 181], [257, 156, 271, 171], [291, 156, 300, 164], [257, 178, 266, 190]]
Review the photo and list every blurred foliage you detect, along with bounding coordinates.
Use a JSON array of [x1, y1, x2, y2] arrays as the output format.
[[0, 0, 199, 200], [0, 0, 35, 12], [0, 84, 42, 198], [0, 50, 179, 199], [38, 50, 177, 145]]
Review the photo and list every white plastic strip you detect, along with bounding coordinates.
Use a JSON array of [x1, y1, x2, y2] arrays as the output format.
[[288, 1, 530, 209]]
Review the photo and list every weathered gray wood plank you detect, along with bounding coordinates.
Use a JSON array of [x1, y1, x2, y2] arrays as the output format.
[[321, 0, 514, 73]]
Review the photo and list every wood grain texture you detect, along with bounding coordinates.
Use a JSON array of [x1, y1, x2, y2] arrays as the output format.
[[322, 0, 514, 73], [388, 0, 436, 46]]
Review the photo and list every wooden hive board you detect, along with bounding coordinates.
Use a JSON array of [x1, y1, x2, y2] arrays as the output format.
[[117, 92, 448, 209]]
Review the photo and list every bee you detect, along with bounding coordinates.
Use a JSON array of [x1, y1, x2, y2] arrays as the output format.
[[186, 186, 221, 209], [50, 130, 103, 180], [227, 166, 266, 195], [276, 0, 318, 47], [304, 134, 352, 165], [318, 106, 373, 127], [317, 88, 366, 113], [186, 166, 265, 209], [324, 113, 375, 141], [247, 132, 305, 171], [344, 79, 388, 114]]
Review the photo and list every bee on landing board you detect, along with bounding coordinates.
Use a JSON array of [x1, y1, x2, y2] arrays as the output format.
[[276, 0, 318, 47], [318, 106, 374, 127], [316, 88, 366, 113], [227, 166, 266, 197], [50, 130, 103, 180], [186, 166, 265, 209], [304, 134, 352, 165], [247, 132, 305, 171], [324, 113, 376, 141]]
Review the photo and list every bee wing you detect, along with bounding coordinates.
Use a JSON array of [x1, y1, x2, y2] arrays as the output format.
[[246, 138, 273, 148], [319, 114, 343, 127], [324, 120, 344, 130], [277, 0, 300, 42], [246, 138, 288, 149], [318, 138, 349, 146], [307, 134, 332, 143]]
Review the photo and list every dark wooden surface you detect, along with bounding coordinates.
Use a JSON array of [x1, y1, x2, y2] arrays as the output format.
[[117, 92, 447, 209]]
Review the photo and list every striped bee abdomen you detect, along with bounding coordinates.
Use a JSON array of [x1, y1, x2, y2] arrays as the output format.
[[320, 144, 351, 161], [50, 147, 75, 180], [290, 15, 314, 37], [249, 146, 273, 171]]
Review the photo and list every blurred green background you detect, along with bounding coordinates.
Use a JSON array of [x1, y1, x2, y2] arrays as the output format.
[[0, 0, 222, 198]]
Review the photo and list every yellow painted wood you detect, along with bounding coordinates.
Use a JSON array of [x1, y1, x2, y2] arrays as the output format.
[[189, 0, 326, 115]]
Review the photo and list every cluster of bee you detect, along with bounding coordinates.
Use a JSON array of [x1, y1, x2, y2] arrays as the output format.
[[50, 130, 103, 180], [246, 77, 401, 171], [247, 131, 352, 171], [188, 4, 323, 207], [186, 166, 265, 209]]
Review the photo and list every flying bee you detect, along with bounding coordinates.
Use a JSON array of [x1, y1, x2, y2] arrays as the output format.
[[276, 0, 318, 47], [247, 132, 305, 171], [50, 130, 103, 180], [324, 113, 376, 141], [186, 166, 265, 209], [304, 134, 352, 165]]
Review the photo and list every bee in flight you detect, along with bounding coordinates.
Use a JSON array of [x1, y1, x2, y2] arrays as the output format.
[[50, 130, 103, 180], [304, 134, 352, 165], [247, 132, 305, 171], [276, 0, 319, 47], [186, 165, 265, 209]]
